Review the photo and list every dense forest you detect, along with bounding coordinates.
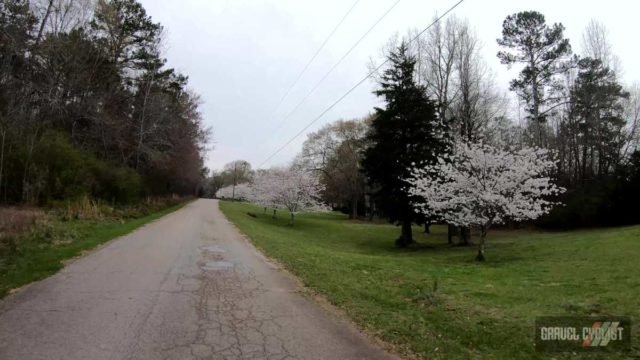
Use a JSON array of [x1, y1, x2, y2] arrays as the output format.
[[0, 0, 209, 205]]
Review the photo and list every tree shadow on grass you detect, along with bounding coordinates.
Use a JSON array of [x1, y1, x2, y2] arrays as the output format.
[[353, 236, 531, 267], [397, 242, 438, 252], [247, 212, 334, 233], [354, 237, 462, 255]]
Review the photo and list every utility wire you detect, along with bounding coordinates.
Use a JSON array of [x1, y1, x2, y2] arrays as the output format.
[[269, 0, 361, 118], [258, 0, 465, 168], [265, 0, 402, 140]]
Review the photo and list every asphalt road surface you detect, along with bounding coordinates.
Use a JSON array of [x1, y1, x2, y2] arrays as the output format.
[[0, 199, 396, 360]]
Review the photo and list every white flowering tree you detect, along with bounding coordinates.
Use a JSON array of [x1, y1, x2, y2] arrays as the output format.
[[216, 183, 251, 201], [249, 166, 327, 225], [248, 170, 281, 217], [406, 141, 565, 261]]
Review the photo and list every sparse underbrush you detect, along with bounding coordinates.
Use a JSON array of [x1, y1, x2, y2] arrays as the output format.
[[0, 207, 43, 236], [49, 194, 186, 221], [0, 208, 44, 268]]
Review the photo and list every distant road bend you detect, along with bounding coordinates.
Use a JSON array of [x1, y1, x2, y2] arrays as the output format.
[[0, 199, 395, 360]]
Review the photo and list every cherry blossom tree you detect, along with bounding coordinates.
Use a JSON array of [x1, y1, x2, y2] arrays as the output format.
[[216, 183, 251, 201], [406, 141, 565, 261], [249, 167, 327, 225], [249, 169, 281, 217]]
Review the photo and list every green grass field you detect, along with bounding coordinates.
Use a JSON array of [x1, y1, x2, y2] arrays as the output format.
[[220, 201, 639, 359], [0, 203, 186, 298]]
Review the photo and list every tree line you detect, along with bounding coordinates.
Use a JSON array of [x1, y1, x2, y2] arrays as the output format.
[[0, 0, 209, 205], [207, 10, 640, 253], [494, 13, 639, 228], [293, 11, 640, 230]]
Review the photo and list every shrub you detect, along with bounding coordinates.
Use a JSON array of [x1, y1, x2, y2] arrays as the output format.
[[30, 131, 143, 205], [0, 236, 18, 263], [86, 157, 144, 204], [540, 151, 640, 229]]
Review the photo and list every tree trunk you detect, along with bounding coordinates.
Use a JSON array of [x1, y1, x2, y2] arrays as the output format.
[[232, 162, 237, 200], [272, 209, 277, 219], [396, 220, 414, 247], [135, 74, 155, 170], [350, 197, 358, 219], [289, 212, 295, 225], [424, 222, 430, 234], [22, 130, 39, 203], [459, 226, 471, 245], [0, 128, 5, 200], [582, 142, 588, 184], [476, 225, 487, 261], [447, 224, 457, 244], [530, 63, 543, 147], [2, 142, 12, 202]]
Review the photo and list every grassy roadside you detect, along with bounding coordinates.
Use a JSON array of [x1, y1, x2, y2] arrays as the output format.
[[220, 201, 639, 359], [0, 201, 187, 298]]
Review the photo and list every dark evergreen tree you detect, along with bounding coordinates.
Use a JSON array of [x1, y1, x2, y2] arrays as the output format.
[[362, 42, 450, 247], [91, 0, 162, 75], [572, 57, 629, 180]]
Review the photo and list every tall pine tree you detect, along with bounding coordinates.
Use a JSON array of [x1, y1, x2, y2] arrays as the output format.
[[363, 42, 450, 247], [497, 11, 571, 147]]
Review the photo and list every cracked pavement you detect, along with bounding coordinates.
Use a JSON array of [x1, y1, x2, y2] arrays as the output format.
[[0, 199, 396, 360]]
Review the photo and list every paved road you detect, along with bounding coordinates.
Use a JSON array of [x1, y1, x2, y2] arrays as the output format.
[[0, 199, 395, 360]]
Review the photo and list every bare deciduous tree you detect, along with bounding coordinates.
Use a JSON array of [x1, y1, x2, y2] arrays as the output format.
[[451, 20, 508, 143], [415, 15, 460, 123], [582, 19, 622, 76], [298, 117, 370, 219]]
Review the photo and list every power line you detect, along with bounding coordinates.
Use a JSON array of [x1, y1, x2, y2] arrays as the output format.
[[269, 0, 361, 118], [265, 0, 402, 140], [259, 72, 372, 168], [258, 0, 465, 168]]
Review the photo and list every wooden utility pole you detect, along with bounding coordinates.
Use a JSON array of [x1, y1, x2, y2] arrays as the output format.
[[232, 162, 238, 200]]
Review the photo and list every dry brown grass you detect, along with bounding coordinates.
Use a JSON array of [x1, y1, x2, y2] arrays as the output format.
[[0, 207, 43, 238], [0, 196, 188, 238], [60, 195, 102, 220]]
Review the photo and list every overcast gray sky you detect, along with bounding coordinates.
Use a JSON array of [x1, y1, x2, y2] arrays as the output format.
[[138, 0, 639, 170]]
